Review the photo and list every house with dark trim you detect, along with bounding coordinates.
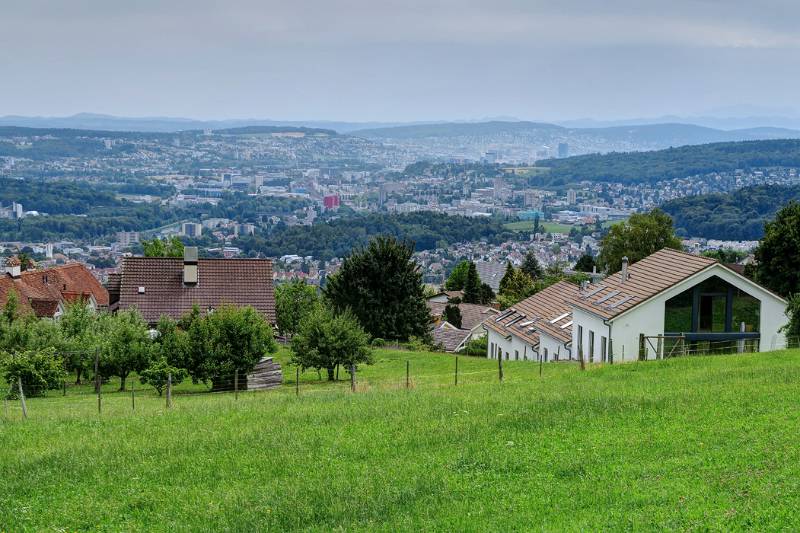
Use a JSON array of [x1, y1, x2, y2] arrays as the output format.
[[485, 249, 788, 363]]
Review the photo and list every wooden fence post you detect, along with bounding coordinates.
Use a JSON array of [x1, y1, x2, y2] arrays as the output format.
[[638, 333, 646, 361], [579, 347, 585, 371], [454, 356, 458, 386], [656, 336, 663, 360], [131, 385, 135, 411], [350, 364, 356, 392], [17, 377, 27, 420], [94, 348, 101, 415], [295, 366, 300, 397], [498, 354, 504, 382], [234, 369, 239, 400], [166, 372, 172, 408]]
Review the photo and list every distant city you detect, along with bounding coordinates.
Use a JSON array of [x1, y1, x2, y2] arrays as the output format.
[[1, 120, 798, 287]]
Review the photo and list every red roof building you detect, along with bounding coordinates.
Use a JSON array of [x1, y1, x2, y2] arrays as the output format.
[[1, 261, 109, 318]]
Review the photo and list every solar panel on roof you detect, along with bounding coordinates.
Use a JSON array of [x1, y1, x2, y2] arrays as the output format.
[[606, 295, 635, 309], [560, 320, 573, 329], [581, 286, 605, 299], [495, 309, 515, 322], [549, 311, 570, 324], [594, 290, 620, 304], [519, 320, 534, 327], [506, 315, 525, 327]]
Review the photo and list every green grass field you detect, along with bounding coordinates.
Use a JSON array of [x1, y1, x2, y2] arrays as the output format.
[[504, 220, 574, 233], [3, 348, 800, 531]]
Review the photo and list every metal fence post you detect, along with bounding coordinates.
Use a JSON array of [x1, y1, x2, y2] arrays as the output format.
[[454, 356, 458, 386], [406, 360, 410, 389], [94, 348, 101, 414], [17, 377, 27, 420]]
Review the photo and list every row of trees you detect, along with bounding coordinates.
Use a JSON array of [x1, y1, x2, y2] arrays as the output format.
[[0, 293, 277, 397]]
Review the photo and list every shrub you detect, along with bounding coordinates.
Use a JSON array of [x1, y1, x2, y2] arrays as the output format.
[[371, 337, 386, 347], [1, 348, 65, 398], [462, 336, 489, 356], [139, 358, 188, 396]]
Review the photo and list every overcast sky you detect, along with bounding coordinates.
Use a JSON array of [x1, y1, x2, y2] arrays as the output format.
[[1, 0, 799, 122]]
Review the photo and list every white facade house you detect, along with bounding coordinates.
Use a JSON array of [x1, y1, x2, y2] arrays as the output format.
[[485, 248, 789, 364], [571, 249, 788, 362], [485, 281, 579, 362]]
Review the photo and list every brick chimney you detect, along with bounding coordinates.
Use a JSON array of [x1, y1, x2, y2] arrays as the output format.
[[183, 247, 198, 285]]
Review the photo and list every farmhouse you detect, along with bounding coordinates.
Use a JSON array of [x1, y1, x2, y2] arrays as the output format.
[[109, 247, 275, 325], [0, 259, 108, 318], [485, 248, 788, 362]]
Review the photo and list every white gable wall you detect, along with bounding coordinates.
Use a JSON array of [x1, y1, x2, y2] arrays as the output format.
[[485, 328, 537, 361], [572, 263, 788, 362]]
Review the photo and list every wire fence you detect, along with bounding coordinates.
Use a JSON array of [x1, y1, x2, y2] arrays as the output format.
[[3, 337, 800, 422]]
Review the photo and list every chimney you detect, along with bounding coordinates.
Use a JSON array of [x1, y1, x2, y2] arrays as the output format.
[[4, 256, 21, 279], [183, 246, 198, 285], [621, 256, 629, 283]]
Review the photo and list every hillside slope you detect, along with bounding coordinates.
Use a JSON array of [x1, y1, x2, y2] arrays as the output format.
[[3, 349, 800, 530]]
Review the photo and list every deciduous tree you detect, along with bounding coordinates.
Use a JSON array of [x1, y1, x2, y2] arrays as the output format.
[[597, 209, 682, 273], [291, 306, 372, 381]]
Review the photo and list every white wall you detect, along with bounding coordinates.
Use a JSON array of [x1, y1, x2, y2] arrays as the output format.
[[538, 331, 570, 362], [571, 308, 614, 362], [577, 264, 789, 362], [486, 329, 537, 361]]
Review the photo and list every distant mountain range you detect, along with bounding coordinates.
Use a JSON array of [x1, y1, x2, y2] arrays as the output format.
[[2, 113, 800, 157], [352, 121, 800, 146], [0, 113, 410, 134]]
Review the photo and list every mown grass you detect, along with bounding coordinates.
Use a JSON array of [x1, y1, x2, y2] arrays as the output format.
[[2, 349, 800, 531], [504, 220, 574, 234]]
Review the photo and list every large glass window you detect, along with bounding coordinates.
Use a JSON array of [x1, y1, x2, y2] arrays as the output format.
[[663, 276, 760, 334]]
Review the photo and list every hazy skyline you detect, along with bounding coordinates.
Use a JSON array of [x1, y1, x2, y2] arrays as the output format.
[[2, 0, 799, 122]]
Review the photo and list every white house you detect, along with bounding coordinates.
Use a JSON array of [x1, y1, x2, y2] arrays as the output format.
[[485, 248, 788, 363], [485, 281, 579, 362], [571, 249, 787, 362]]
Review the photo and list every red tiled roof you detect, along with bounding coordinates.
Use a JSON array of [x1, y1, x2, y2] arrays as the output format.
[[485, 281, 580, 345], [117, 257, 275, 324], [0, 263, 107, 318]]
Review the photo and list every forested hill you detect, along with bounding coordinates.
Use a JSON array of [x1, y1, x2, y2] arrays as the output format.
[[535, 139, 800, 185], [239, 212, 516, 261], [662, 184, 800, 240]]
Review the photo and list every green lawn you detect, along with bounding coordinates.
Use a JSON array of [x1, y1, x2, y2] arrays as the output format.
[[3, 348, 800, 531], [504, 220, 574, 233]]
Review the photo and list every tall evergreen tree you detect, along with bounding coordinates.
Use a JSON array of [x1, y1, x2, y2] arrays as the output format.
[[462, 262, 482, 304], [499, 261, 515, 294], [521, 251, 544, 279], [443, 304, 462, 329], [324, 236, 431, 341]]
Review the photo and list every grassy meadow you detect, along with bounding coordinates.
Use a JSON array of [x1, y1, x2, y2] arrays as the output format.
[[2, 348, 800, 531]]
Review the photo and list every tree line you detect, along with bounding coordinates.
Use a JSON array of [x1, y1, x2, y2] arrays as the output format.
[[661, 184, 800, 240], [536, 139, 800, 185]]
